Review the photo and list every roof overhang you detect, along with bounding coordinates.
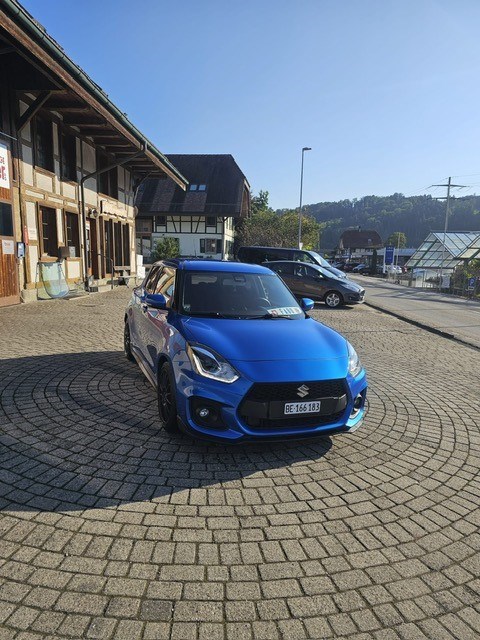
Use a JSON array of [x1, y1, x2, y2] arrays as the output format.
[[0, 0, 188, 188]]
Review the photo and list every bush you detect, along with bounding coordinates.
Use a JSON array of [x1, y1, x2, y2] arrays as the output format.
[[150, 237, 180, 261]]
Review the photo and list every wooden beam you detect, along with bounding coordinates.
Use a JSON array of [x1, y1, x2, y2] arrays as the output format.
[[103, 144, 133, 149], [48, 105, 90, 113], [62, 114, 106, 125], [16, 90, 52, 131], [79, 129, 118, 137], [94, 140, 130, 147]]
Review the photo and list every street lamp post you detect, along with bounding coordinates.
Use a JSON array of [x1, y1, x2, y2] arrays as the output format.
[[298, 146, 311, 249]]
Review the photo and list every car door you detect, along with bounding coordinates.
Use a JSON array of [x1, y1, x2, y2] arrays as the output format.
[[270, 262, 295, 292], [142, 265, 177, 374], [290, 263, 312, 298], [302, 265, 329, 300], [129, 266, 161, 358]]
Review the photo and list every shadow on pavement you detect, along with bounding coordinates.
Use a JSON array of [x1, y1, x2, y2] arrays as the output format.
[[0, 351, 332, 513]]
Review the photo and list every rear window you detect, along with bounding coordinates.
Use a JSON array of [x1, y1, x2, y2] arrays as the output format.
[[238, 247, 290, 264]]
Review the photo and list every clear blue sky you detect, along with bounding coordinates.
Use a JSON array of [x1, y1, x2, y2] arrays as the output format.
[[22, 0, 480, 209]]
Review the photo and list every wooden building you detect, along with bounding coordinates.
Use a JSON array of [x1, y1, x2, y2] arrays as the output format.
[[336, 229, 383, 262], [0, 0, 187, 305], [135, 155, 250, 262]]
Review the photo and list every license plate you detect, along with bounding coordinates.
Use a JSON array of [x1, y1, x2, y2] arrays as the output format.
[[284, 401, 321, 415]]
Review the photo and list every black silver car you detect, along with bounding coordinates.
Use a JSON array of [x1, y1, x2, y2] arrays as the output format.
[[237, 246, 347, 279], [266, 261, 365, 308]]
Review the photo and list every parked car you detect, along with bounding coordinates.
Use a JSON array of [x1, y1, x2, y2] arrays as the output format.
[[386, 265, 402, 274], [266, 261, 365, 308], [343, 262, 361, 272], [352, 263, 369, 274], [124, 259, 367, 442], [237, 246, 347, 279]]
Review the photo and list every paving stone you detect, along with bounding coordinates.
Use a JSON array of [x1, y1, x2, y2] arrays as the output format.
[[0, 290, 479, 638]]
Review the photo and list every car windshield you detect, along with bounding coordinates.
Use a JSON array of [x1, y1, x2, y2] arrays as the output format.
[[308, 251, 331, 268], [181, 271, 304, 319], [312, 265, 341, 280]]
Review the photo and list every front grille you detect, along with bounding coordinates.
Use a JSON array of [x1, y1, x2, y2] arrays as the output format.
[[244, 411, 345, 431], [244, 379, 347, 403], [239, 379, 348, 431]]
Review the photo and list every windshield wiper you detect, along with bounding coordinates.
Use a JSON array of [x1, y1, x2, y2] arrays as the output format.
[[186, 312, 240, 319], [244, 313, 295, 320]]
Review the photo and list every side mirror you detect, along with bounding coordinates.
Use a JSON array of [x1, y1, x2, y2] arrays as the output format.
[[144, 292, 167, 309], [300, 298, 314, 311]]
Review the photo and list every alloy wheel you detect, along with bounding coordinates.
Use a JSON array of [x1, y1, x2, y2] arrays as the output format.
[[325, 292, 341, 308]]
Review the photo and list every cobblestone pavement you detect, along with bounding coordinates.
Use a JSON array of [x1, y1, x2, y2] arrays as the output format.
[[0, 289, 479, 640]]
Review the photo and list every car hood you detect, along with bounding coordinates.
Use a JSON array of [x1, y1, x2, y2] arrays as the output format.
[[182, 316, 348, 367], [325, 266, 347, 279], [338, 280, 364, 292]]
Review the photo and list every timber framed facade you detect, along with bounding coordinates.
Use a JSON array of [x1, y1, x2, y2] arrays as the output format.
[[0, 0, 187, 304], [136, 155, 250, 262]]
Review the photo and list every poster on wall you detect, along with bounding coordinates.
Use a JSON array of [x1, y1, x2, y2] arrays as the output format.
[[2, 239, 14, 255], [0, 142, 11, 191]]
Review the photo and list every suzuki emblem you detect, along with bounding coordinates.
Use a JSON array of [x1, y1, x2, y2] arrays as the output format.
[[297, 384, 309, 398]]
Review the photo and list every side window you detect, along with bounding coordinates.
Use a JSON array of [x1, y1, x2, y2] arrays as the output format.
[[155, 267, 176, 307], [293, 264, 308, 278], [294, 251, 315, 264], [144, 267, 160, 294], [274, 263, 293, 276], [306, 266, 322, 279], [250, 249, 264, 263], [264, 251, 279, 262]]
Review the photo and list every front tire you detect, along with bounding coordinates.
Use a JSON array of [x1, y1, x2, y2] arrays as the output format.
[[157, 362, 179, 433], [324, 291, 343, 308], [124, 322, 135, 361]]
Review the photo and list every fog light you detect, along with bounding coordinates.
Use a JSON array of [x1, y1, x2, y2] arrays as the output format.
[[350, 393, 364, 418], [190, 397, 226, 430]]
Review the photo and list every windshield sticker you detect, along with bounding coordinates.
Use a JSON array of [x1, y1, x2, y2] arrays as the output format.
[[267, 306, 302, 316]]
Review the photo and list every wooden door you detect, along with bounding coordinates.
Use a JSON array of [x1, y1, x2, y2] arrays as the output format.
[[0, 230, 18, 306], [89, 218, 100, 279], [0, 141, 19, 307]]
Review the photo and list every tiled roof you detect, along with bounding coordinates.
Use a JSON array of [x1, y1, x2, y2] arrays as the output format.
[[136, 154, 249, 217], [338, 230, 383, 249]]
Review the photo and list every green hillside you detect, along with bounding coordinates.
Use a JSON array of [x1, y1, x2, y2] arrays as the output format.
[[280, 193, 480, 250]]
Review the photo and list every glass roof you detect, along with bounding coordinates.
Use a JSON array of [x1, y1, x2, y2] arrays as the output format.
[[457, 233, 480, 260], [406, 232, 480, 269], [432, 232, 480, 257]]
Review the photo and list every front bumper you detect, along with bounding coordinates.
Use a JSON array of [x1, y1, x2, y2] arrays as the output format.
[[174, 365, 367, 443], [344, 289, 365, 304]]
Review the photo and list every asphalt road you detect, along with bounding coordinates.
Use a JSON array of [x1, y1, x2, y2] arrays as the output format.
[[352, 276, 480, 349], [0, 289, 479, 639]]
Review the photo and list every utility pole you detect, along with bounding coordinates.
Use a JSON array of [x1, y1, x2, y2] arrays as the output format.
[[298, 147, 311, 249], [394, 232, 401, 268], [429, 177, 467, 291]]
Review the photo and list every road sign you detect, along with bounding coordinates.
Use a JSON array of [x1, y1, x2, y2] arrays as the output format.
[[467, 277, 476, 291], [385, 245, 395, 265]]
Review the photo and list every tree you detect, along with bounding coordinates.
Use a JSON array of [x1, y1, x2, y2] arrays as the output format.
[[236, 190, 281, 249], [151, 237, 180, 261], [386, 232, 407, 248], [250, 190, 272, 216], [236, 191, 321, 250]]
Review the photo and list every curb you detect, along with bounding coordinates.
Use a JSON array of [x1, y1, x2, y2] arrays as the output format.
[[364, 300, 480, 352]]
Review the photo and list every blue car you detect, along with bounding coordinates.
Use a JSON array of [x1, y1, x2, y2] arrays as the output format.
[[124, 260, 367, 443]]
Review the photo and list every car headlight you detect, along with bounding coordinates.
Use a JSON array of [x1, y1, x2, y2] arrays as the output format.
[[187, 344, 239, 383], [347, 341, 362, 377]]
